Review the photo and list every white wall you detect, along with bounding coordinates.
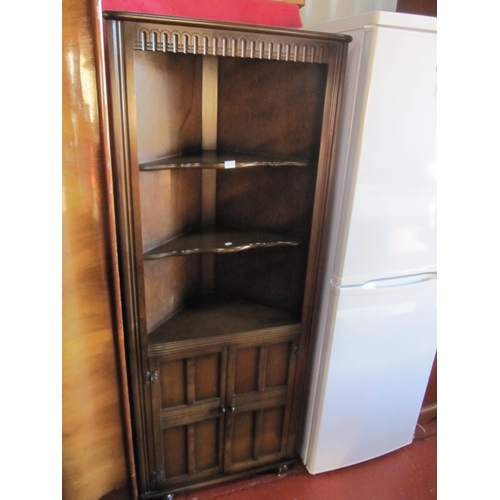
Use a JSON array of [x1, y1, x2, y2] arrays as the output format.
[[301, 0, 397, 27]]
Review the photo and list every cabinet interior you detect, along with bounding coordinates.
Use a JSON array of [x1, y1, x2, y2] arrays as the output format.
[[134, 49, 329, 340]]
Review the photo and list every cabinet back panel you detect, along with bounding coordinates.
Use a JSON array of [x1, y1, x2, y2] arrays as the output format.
[[216, 167, 316, 239], [134, 51, 202, 163], [144, 256, 201, 332], [140, 170, 201, 252], [215, 247, 307, 314], [217, 58, 327, 159]]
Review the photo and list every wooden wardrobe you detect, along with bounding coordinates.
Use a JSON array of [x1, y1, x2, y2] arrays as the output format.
[[104, 11, 350, 498]]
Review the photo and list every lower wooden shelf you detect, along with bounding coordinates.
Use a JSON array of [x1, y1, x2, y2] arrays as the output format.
[[148, 295, 300, 356]]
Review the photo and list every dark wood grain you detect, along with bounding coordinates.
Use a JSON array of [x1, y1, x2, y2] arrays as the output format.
[[224, 336, 298, 473], [397, 0, 436, 16], [229, 412, 255, 464], [139, 459, 299, 499], [253, 409, 263, 460], [218, 58, 328, 160], [149, 324, 300, 358], [266, 342, 290, 388], [140, 150, 308, 170], [216, 167, 317, 239], [140, 169, 201, 252], [188, 425, 196, 474], [144, 225, 301, 259], [195, 352, 221, 401], [148, 295, 299, 346], [163, 427, 187, 478], [143, 255, 201, 333], [235, 347, 259, 394], [261, 407, 284, 455], [160, 400, 223, 429], [196, 419, 220, 471], [159, 357, 185, 408], [134, 50, 202, 164], [232, 387, 288, 411], [187, 358, 196, 405], [151, 347, 227, 486], [258, 346, 268, 393], [215, 247, 308, 314], [102, 11, 352, 44]]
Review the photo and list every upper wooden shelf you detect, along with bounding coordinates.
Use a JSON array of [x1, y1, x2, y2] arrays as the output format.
[[139, 151, 308, 171], [144, 225, 301, 259]]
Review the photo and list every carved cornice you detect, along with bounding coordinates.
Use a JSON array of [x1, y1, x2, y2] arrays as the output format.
[[134, 28, 329, 64]]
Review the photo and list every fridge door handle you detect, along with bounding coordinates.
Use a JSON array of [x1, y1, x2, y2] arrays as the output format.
[[361, 273, 437, 290]]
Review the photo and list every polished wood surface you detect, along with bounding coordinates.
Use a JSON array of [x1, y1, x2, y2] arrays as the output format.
[[140, 151, 308, 170], [149, 347, 228, 488], [140, 170, 201, 252], [135, 51, 202, 164], [144, 226, 301, 259], [218, 58, 327, 160], [224, 336, 298, 472], [216, 167, 317, 239], [62, 0, 130, 498], [215, 247, 308, 313], [143, 256, 201, 332], [148, 335, 297, 489], [148, 295, 299, 346]]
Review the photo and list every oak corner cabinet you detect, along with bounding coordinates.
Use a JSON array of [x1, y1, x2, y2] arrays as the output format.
[[104, 11, 351, 499]]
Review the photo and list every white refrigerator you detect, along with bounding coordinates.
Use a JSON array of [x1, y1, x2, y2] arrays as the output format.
[[301, 12, 437, 473]]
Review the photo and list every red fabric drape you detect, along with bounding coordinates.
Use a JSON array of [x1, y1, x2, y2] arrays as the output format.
[[102, 0, 303, 28]]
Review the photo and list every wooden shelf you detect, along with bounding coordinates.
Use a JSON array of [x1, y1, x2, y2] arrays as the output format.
[[139, 151, 308, 171], [148, 295, 300, 352], [143, 225, 301, 259]]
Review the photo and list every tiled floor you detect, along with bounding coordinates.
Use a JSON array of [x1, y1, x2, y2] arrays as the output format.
[[175, 418, 437, 500]]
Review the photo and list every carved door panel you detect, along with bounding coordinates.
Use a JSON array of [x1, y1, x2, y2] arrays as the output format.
[[149, 347, 228, 489], [223, 335, 299, 473]]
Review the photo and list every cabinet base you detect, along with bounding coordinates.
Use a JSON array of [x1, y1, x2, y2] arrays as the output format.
[[141, 458, 300, 499]]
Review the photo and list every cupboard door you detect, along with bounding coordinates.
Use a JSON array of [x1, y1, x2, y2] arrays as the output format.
[[224, 336, 299, 473], [149, 347, 227, 489]]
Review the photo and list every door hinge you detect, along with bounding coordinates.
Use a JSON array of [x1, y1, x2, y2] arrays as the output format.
[[292, 345, 299, 356], [144, 371, 159, 384], [151, 470, 165, 489]]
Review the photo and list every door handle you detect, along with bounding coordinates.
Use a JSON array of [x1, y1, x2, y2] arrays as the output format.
[[361, 273, 437, 289]]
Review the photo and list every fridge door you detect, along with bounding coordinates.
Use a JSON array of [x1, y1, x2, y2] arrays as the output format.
[[302, 273, 437, 474], [315, 14, 437, 287]]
